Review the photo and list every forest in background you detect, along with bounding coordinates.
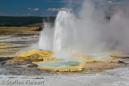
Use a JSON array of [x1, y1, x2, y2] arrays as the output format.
[[0, 16, 56, 27]]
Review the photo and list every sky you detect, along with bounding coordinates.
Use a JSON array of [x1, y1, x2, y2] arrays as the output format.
[[0, 0, 124, 17]]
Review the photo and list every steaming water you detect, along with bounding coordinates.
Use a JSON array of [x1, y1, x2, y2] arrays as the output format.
[[35, 61, 82, 68], [38, 0, 129, 60]]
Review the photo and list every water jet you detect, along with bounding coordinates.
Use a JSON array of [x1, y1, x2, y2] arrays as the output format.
[[27, 0, 129, 72]]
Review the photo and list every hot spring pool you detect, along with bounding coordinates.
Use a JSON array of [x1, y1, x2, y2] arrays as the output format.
[[34, 61, 83, 71], [35, 61, 82, 68]]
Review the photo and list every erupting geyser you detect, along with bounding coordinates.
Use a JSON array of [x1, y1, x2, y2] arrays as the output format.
[[38, 0, 129, 61]]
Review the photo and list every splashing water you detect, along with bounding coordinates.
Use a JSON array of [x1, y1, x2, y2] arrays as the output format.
[[37, 0, 129, 60]]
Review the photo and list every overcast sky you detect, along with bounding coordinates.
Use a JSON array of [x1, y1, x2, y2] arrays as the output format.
[[0, 0, 124, 16]]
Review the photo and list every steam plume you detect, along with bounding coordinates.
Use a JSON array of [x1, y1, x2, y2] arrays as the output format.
[[37, 0, 129, 60]]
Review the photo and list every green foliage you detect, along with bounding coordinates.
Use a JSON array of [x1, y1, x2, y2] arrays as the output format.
[[0, 16, 56, 27]]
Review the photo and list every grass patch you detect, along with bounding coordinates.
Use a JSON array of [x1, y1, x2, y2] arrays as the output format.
[[0, 27, 40, 35]]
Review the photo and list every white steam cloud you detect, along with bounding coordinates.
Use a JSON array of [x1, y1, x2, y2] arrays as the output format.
[[37, 0, 129, 60], [47, 8, 73, 11]]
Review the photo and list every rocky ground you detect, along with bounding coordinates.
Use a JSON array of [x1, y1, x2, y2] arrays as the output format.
[[0, 60, 129, 86], [0, 32, 129, 75], [0, 33, 40, 57], [0, 31, 129, 86], [0, 57, 50, 75], [0, 56, 129, 76], [0, 32, 51, 75]]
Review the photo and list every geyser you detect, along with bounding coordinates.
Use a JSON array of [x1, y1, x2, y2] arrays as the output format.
[[38, 0, 129, 60]]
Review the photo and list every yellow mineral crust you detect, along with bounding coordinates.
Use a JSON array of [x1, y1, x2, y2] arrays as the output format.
[[18, 49, 115, 73], [0, 42, 11, 46], [37, 66, 85, 72], [18, 49, 58, 62], [0, 43, 8, 45]]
